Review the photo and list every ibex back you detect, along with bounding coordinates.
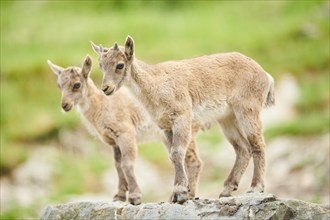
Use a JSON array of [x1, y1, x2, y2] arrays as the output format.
[[91, 36, 275, 204]]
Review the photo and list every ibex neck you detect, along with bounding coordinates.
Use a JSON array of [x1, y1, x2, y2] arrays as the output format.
[[77, 78, 104, 116], [130, 59, 156, 97]]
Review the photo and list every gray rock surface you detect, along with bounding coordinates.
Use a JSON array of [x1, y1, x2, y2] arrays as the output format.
[[41, 193, 329, 220]]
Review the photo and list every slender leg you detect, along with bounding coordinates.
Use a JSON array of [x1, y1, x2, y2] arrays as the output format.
[[219, 113, 252, 197], [247, 132, 265, 193], [117, 132, 142, 205], [234, 108, 266, 193], [185, 127, 203, 199], [168, 115, 192, 204], [185, 138, 203, 199], [112, 145, 128, 202]]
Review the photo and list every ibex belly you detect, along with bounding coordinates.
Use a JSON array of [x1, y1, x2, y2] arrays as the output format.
[[193, 100, 230, 124]]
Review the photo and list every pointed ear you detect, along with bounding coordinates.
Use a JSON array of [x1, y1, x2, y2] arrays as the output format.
[[91, 41, 102, 56], [47, 60, 64, 75], [125, 35, 134, 61], [82, 55, 92, 78]]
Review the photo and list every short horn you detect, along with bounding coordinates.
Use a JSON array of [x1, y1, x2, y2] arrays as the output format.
[[114, 42, 119, 50]]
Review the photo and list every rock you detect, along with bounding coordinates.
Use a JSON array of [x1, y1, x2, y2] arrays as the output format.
[[40, 193, 329, 220]]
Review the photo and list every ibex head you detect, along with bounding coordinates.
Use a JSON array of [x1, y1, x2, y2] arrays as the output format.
[[91, 35, 135, 96], [47, 55, 92, 112]]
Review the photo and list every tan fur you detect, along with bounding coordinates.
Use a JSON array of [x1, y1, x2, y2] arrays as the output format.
[[91, 36, 275, 203], [48, 56, 169, 205]]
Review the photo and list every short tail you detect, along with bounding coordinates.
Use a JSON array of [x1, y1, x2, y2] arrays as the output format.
[[264, 73, 275, 108]]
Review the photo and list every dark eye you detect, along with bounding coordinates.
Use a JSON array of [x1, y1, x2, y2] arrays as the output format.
[[73, 82, 81, 90], [116, 63, 124, 70]]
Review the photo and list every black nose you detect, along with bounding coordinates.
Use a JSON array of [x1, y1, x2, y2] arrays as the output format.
[[102, 86, 115, 96], [62, 103, 68, 109], [102, 86, 109, 93]]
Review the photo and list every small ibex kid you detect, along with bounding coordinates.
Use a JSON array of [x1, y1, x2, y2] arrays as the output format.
[[48, 55, 203, 205], [91, 36, 275, 204]]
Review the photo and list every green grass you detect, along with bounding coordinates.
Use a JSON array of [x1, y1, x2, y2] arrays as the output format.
[[297, 74, 329, 114], [197, 126, 224, 149], [265, 111, 329, 140], [0, 202, 41, 220], [265, 72, 329, 139], [1, 1, 329, 218], [138, 141, 171, 169], [1, 1, 328, 145], [49, 140, 112, 200]]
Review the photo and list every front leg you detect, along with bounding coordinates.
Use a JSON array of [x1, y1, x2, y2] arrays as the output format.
[[112, 145, 128, 202], [168, 115, 192, 204], [117, 132, 142, 205]]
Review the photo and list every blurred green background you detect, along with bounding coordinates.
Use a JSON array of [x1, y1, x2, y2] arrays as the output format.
[[1, 1, 329, 219]]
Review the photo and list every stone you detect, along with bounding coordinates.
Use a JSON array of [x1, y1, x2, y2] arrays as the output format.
[[40, 193, 329, 220]]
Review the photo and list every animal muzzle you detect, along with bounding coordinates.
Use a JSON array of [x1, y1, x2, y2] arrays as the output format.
[[102, 84, 116, 96], [61, 102, 73, 112]]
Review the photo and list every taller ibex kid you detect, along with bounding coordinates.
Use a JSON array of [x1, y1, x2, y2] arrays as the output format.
[[91, 36, 275, 204]]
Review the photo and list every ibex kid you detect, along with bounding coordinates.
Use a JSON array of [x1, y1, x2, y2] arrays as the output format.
[[48, 55, 203, 205], [91, 36, 275, 204]]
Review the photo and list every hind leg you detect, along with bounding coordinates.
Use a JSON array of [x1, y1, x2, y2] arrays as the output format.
[[234, 108, 266, 193], [247, 132, 265, 193], [185, 128, 203, 199], [219, 113, 252, 197]]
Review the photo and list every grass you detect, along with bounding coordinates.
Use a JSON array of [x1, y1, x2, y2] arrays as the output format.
[[265, 72, 329, 139], [0, 1, 329, 219], [53, 152, 110, 197], [1, 1, 328, 144], [197, 126, 224, 149], [265, 112, 329, 139], [0, 202, 41, 220], [138, 142, 171, 169]]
